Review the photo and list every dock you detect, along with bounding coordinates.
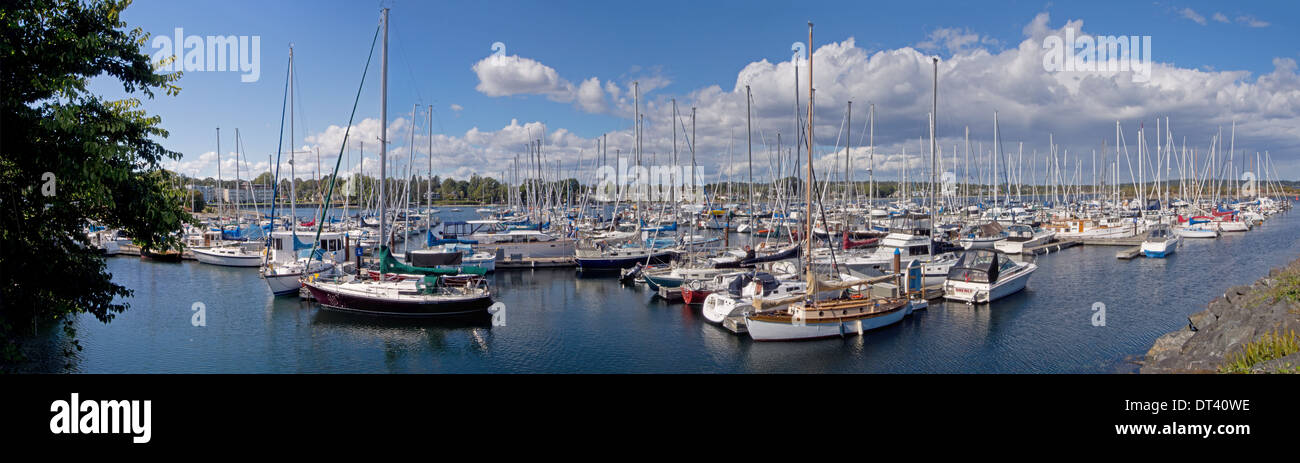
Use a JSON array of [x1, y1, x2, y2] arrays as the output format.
[[495, 256, 577, 270], [656, 286, 684, 302], [1116, 246, 1143, 259], [1023, 240, 1081, 255], [1079, 237, 1144, 246]]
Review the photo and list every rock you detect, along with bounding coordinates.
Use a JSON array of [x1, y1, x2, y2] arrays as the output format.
[[1207, 297, 1231, 317], [1251, 351, 1300, 373], [1188, 309, 1216, 331], [1224, 285, 1251, 304], [1140, 330, 1195, 373], [1143, 255, 1300, 374]]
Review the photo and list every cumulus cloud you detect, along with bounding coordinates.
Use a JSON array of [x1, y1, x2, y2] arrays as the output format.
[[1212, 12, 1230, 23], [576, 77, 608, 113], [470, 51, 669, 115], [208, 11, 1300, 183], [471, 54, 574, 101]]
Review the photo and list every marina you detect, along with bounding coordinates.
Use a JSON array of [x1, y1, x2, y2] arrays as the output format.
[[7, 2, 1300, 378], [19, 205, 1296, 373]]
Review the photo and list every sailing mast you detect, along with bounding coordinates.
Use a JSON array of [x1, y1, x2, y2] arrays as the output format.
[[804, 21, 815, 296], [929, 57, 937, 254], [378, 7, 388, 254], [216, 127, 223, 225]]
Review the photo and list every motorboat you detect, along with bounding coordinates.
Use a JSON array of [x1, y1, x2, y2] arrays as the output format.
[[942, 249, 1037, 304]]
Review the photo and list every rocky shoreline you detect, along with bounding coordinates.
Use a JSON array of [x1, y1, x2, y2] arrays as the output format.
[[1142, 256, 1300, 373]]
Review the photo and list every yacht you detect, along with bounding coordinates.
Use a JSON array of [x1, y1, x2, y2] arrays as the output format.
[[942, 249, 1037, 304], [1140, 224, 1181, 258], [994, 224, 1055, 254]]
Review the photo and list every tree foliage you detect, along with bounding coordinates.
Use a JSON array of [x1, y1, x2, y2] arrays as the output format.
[[0, 0, 189, 366]]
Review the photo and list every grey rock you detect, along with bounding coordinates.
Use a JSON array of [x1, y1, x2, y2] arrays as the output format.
[[1188, 309, 1216, 332]]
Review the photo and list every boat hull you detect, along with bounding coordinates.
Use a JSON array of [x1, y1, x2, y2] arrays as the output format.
[[192, 248, 262, 267], [304, 282, 493, 317], [943, 264, 1036, 303], [745, 305, 910, 341], [263, 272, 305, 296], [575, 251, 676, 271]]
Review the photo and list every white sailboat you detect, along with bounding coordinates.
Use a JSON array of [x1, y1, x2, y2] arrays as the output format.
[[742, 23, 914, 341]]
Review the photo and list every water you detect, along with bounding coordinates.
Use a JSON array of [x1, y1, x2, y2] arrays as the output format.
[[27, 210, 1300, 373]]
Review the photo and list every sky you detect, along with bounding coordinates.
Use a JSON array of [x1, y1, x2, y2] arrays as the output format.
[[93, 0, 1300, 185]]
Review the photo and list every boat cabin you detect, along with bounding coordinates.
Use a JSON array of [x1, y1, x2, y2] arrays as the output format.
[[946, 249, 1017, 284]]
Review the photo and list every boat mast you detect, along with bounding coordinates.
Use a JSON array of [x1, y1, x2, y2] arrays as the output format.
[[216, 127, 222, 224], [929, 56, 937, 253], [746, 83, 753, 236], [378, 7, 389, 250], [804, 21, 814, 294], [870, 103, 875, 210], [289, 45, 297, 230]]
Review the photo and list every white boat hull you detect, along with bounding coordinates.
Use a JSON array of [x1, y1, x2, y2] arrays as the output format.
[[745, 304, 912, 341], [192, 248, 263, 267], [263, 272, 304, 295], [1140, 236, 1180, 258], [943, 263, 1037, 303], [1176, 227, 1218, 239]]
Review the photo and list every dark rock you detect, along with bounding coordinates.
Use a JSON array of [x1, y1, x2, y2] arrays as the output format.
[[1188, 309, 1216, 332], [1143, 256, 1300, 374], [1224, 285, 1251, 304]]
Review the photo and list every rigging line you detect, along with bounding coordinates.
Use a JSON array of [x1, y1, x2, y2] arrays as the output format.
[[292, 57, 312, 157], [390, 20, 426, 105], [307, 20, 383, 264]]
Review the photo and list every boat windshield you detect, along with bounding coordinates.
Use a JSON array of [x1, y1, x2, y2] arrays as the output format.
[[946, 250, 1002, 284]]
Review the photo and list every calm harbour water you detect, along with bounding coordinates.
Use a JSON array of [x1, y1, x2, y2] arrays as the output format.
[[28, 209, 1300, 373]]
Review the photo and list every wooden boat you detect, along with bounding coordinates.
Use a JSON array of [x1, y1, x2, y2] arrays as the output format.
[[741, 23, 912, 341], [140, 247, 183, 262]]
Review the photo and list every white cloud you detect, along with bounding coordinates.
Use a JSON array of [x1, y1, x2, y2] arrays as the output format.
[[917, 28, 991, 54], [1236, 15, 1270, 28], [200, 12, 1300, 182], [471, 54, 574, 101], [576, 77, 608, 113], [450, 103, 463, 112], [1212, 12, 1230, 23], [1180, 8, 1207, 25]]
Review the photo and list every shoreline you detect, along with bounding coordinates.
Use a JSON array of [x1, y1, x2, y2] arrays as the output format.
[[1142, 256, 1300, 373]]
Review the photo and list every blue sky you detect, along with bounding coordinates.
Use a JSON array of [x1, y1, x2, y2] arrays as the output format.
[[97, 0, 1299, 181]]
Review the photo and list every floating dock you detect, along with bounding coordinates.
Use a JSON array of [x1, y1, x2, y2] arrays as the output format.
[[1079, 237, 1145, 246], [1116, 246, 1143, 259], [1023, 240, 1080, 255]]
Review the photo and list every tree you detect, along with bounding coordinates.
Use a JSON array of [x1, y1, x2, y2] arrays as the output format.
[[0, 0, 189, 367]]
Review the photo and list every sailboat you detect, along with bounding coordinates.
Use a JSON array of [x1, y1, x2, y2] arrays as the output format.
[[301, 8, 494, 317], [743, 23, 914, 341], [193, 128, 263, 267]]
